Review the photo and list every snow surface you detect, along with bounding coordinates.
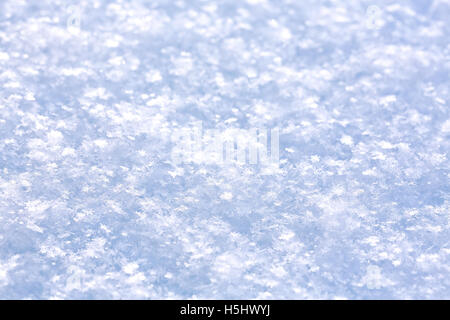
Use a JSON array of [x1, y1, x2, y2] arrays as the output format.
[[0, 0, 449, 299]]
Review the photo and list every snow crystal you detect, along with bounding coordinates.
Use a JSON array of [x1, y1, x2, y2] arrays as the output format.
[[0, 0, 448, 299]]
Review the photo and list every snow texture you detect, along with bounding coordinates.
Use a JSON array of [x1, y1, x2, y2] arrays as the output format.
[[0, 0, 449, 299]]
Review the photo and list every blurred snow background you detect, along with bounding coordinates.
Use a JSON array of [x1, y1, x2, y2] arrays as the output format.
[[0, 0, 449, 299]]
